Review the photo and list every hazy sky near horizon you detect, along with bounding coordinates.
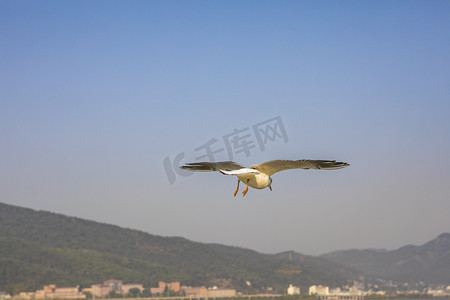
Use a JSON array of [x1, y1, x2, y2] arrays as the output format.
[[1, 1, 449, 255]]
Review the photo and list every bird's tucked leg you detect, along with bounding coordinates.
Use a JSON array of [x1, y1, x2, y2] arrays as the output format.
[[242, 179, 249, 196], [233, 180, 240, 197]]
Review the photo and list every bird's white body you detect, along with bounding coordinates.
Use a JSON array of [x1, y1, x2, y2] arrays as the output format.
[[237, 172, 271, 189], [219, 168, 272, 190]]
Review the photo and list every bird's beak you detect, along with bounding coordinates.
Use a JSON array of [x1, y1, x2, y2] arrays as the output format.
[[269, 185, 272, 191]]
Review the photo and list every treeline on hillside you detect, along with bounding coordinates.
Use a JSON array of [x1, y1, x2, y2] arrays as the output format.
[[0, 202, 357, 294]]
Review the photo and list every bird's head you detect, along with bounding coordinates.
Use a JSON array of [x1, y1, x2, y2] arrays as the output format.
[[268, 177, 273, 191]]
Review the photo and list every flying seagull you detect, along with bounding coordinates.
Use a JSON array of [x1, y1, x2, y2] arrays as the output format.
[[180, 159, 349, 196]]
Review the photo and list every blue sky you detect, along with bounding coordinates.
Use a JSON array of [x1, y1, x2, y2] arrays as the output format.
[[1, 1, 449, 255]]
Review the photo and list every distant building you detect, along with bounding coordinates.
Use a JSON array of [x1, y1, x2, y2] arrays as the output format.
[[35, 285, 86, 299], [91, 280, 142, 297], [149, 287, 164, 295], [120, 284, 143, 295], [103, 280, 122, 293], [15, 292, 34, 300], [287, 284, 300, 295], [91, 284, 111, 298], [181, 286, 235, 298], [207, 288, 236, 298], [309, 285, 329, 296], [158, 282, 181, 293], [150, 282, 180, 295], [330, 288, 341, 294], [182, 286, 207, 298]]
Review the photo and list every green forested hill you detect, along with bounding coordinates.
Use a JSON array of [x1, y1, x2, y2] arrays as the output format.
[[0, 202, 359, 294]]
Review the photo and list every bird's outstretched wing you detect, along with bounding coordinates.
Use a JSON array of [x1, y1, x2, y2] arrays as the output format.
[[180, 161, 244, 172], [252, 160, 349, 176]]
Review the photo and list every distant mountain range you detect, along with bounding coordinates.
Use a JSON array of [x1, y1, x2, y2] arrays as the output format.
[[0, 202, 359, 294], [321, 233, 450, 284], [0, 202, 448, 294]]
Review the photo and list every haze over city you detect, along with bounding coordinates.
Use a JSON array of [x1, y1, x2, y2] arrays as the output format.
[[1, 1, 449, 255]]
